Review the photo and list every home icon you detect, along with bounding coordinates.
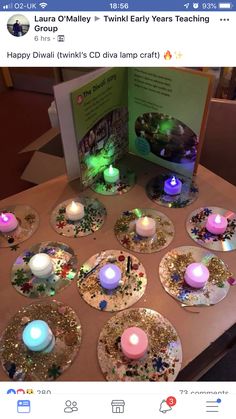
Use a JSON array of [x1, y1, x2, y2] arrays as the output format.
[[111, 400, 125, 414]]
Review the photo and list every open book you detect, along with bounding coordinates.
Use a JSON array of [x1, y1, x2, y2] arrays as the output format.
[[54, 67, 212, 187]]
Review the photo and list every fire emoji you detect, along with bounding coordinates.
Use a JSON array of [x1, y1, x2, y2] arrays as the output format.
[[77, 94, 84, 105], [164, 50, 172, 60]]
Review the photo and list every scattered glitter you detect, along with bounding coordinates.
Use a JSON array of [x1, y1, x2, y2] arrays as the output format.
[[0, 205, 39, 248], [187, 207, 236, 252], [0, 301, 82, 381], [11, 242, 78, 298], [51, 197, 107, 238], [77, 250, 147, 312], [159, 246, 232, 306], [114, 208, 174, 254], [98, 308, 182, 381], [146, 173, 198, 208]]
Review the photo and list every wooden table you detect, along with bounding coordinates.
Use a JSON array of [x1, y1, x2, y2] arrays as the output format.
[[0, 157, 235, 381]]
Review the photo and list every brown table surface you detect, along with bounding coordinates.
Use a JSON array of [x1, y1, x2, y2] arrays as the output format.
[[0, 157, 236, 381]]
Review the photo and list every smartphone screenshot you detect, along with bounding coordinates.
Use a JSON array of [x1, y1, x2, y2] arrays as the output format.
[[0, 0, 235, 418]]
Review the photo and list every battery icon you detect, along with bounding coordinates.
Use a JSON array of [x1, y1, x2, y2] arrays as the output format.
[[218, 2, 233, 8]]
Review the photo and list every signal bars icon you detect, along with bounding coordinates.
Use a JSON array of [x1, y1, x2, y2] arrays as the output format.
[[39, 2, 48, 8], [3, 3, 13, 9]]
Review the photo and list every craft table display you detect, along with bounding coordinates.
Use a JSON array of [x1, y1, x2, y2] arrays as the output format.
[[0, 156, 235, 382]]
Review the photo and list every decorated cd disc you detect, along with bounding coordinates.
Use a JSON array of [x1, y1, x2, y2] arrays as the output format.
[[114, 208, 174, 253], [186, 207, 236, 251], [90, 165, 136, 196], [11, 241, 78, 298], [50, 196, 106, 237], [98, 308, 182, 381], [77, 249, 147, 312], [0, 300, 82, 381], [0, 205, 39, 248], [159, 246, 232, 306], [146, 173, 199, 208]]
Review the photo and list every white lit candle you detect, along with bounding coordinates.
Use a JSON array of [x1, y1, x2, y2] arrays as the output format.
[[206, 213, 228, 235], [103, 164, 120, 184], [65, 201, 84, 221], [136, 216, 156, 237], [29, 253, 54, 279], [22, 320, 55, 353], [0, 212, 18, 233]]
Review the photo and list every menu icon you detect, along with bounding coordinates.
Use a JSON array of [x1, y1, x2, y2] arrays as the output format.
[[206, 398, 221, 413]]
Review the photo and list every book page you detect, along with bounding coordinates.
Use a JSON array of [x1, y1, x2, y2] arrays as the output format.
[[128, 67, 212, 177], [71, 68, 128, 187], [54, 67, 108, 181]]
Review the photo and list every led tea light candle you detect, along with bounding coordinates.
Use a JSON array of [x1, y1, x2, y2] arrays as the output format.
[[65, 201, 85, 221], [22, 320, 55, 353], [121, 326, 148, 360], [103, 164, 120, 184], [98, 263, 122, 290], [164, 176, 182, 196], [29, 253, 54, 279], [184, 262, 209, 289], [136, 216, 156, 237], [0, 212, 18, 233], [206, 213, 228, 235]]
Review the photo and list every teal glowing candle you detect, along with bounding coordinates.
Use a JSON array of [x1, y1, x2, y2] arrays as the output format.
[[22, 320, 55, 353]]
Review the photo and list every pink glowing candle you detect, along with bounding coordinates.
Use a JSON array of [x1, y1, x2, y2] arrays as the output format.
[[164, 176, 182, 195], [0, 213, 18, 233], [184, 262, 209, 289], [121, 327, 148, 360], [206, 214, 228, 235]]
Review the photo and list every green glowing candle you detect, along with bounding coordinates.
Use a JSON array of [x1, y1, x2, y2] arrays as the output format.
[[103, 164, 120, 184]]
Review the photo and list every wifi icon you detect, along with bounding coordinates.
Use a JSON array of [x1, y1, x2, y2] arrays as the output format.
[[39, 2, 48, 8]]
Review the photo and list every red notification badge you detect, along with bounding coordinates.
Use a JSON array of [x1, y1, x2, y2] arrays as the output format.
[[166, 396, 177, 407]]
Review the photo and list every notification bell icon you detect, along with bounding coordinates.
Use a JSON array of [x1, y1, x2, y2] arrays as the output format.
[[159, 400, 172, 414]]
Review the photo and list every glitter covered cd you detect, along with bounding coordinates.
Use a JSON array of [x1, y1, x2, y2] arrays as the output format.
[[50, 197, 106, 237], [0, 205, 39, 248], [159, 246, 232, 306], [98, 308, 182, 381], [90, 166, 136, 196], [114, 209, 174, 254], [11, 241, 78, 298], [146, 173, 199, 208], [0, 300, 82, 381], [186, 207, 236, 251], [77, 250, 147, 312]]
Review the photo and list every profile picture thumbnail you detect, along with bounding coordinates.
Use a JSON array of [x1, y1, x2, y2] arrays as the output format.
[[7, 14, 30, 37]]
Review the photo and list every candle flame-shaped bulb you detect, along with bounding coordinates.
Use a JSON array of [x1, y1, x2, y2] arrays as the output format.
[[215, 214, 222, 224], [109, 164, 114, 174], [129, 333, 139, 345], [142, 216, 149, 225], [193, 265, 203, 277], [105, 267, 116, 279], [1, 213, 8, 222], [30, 327, 42, 339], [70, 201, 77, 210], [170, 176, 177, 186]]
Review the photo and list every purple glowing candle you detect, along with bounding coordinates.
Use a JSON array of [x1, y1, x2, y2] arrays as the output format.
[[164, 176, 182, 196], [184, 262, 209, 289], [0, 213, 18, 233], [206, 214, 228, 235], [98, 264, 121, 290]]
